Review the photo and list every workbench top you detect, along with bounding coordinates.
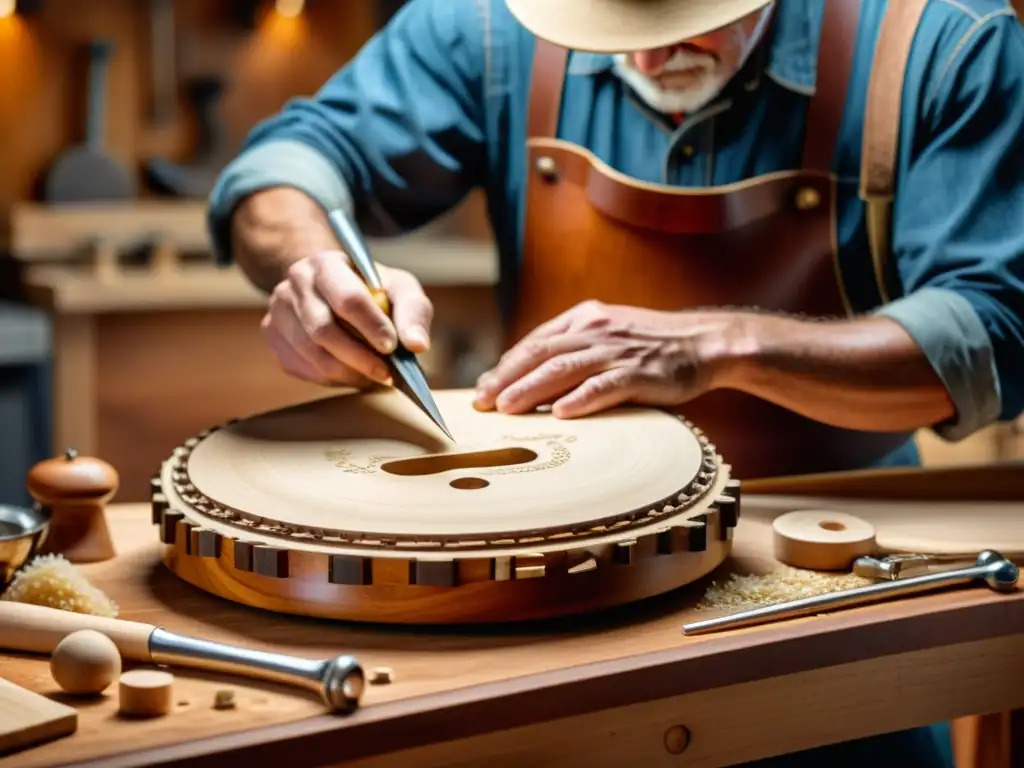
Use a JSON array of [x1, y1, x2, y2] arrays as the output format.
[[0, 500, 1021, 768]]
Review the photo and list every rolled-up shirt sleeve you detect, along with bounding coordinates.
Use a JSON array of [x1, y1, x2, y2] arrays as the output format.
[[873, 11, 1024, 441], [206, 0, 488, 266]]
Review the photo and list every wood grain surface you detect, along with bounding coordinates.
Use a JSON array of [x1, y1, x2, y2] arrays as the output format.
[[0, 501, 1021, 767], [0, 677, 77, 756]]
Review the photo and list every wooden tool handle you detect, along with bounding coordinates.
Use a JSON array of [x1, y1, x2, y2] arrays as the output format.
[[0, 602, 155, 660], [369, 287, 391, 316]]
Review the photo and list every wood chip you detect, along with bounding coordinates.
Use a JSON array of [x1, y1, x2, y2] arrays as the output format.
[[369, 667, 393, 685], [213, 689, 236, 709]]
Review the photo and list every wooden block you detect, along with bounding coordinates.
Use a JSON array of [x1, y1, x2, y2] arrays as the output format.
[[687, 515, 708, 552], [189, 528, 221, 558], [613, 540, 637, 565], [328, 555, 373, 586], [159, 510, 183, 544], [514, 553, 546, 580], [233, 540, 255, 571], [413, 559, 459, 587], [150, 492, 168, 525], [0, 676, 78, 755], [252, 546, 289, 578]]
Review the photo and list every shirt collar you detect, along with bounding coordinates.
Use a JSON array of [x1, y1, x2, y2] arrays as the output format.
[[565, 0, 820, 95]]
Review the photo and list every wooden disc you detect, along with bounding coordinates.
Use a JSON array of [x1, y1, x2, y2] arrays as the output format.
[[153, 388, 740, 624], [117, 669, 173, 718], [772, 510, 877, 571], [183, 389, 710, 542]]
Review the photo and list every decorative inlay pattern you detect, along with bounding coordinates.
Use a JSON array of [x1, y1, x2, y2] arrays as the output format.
[[162, 416, 723, 550]]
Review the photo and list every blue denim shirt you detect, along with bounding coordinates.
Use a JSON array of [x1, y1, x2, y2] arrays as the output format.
[[207, 0, 1024, 449]]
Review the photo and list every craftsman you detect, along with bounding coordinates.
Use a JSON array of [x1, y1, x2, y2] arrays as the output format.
[[206, 0, 1024, 764]]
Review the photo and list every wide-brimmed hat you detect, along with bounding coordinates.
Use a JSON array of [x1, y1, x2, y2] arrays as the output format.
[[505, 0, 773, 53]]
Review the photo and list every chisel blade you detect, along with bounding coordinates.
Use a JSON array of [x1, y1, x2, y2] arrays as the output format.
[[387, 346, 454, 442]]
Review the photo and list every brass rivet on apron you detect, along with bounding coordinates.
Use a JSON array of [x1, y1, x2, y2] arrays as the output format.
[[794, 186, 821, 211], [682, 145, 695, 158], [535, 155, 558, 181]]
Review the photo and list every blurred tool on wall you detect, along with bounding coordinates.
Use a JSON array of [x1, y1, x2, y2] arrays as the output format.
[[42, 38, 137, 203], [145, 73, 232, 199]]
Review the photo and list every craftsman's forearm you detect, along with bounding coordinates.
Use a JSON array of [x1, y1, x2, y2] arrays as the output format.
[[231, 187, 340, 294], [723, 313, 955, 431]]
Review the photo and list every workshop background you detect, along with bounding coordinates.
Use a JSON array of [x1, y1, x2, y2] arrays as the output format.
[[0, 0, 1021, 508]]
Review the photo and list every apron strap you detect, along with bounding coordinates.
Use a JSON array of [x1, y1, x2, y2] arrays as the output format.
[[524, 1, 928, 307], [526, 39, 569, 138], [801, 0, 862, 171], [860, 0, 930, 303], [529, 4, 865, 162]]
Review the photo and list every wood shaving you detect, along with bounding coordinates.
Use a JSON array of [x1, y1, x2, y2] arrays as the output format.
[[369, 667, 393, 685], [697, 566, 872, 610], [0, 553, 119, 617]]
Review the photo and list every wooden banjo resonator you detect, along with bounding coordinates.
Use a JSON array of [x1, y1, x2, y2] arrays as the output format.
[[150, 388, 740, 624]]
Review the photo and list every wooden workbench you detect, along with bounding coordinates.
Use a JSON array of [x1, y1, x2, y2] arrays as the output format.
[[1, 500, 1020, 767]]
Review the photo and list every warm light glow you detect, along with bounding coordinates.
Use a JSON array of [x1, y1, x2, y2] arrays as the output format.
[[0, 10, 42, 148], [0, 0, 15, 19], [256, 1, 309, 49], [274, 0, 305, 18]]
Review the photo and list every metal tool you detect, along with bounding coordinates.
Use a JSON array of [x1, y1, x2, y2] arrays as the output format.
[[0, 602, 365, 713], [327, 209, 453, 441], [853, 550, 1024, 581], [0, 504, 51, 588], [681, 550, 1019, 636], [854, 552, 975, 580], [148, 627, 364, 713]]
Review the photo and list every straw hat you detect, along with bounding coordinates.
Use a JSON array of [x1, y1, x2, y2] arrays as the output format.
[[505, 0, 773, 53]]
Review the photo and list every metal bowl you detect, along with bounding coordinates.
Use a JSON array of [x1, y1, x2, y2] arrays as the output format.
[[0, 503, 51, 589]]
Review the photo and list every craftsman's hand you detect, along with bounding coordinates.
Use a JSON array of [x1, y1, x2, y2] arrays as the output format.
[[261, 250, 434, 388], [473, 301, 742, 418]]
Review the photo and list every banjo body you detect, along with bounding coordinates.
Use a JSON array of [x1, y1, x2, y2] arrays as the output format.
[[150, 388, 739, 624]]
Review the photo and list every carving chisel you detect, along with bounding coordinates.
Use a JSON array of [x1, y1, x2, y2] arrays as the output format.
[[681, 550, 1019, 635], [326, 209, 454, 441]]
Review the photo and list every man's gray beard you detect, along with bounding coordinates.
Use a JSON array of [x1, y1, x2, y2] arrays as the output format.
[[612, 51, 726, 114]]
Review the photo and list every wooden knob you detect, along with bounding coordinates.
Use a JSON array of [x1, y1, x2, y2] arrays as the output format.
[[27, 448, 119, 506], [28, 448, 119, 563]]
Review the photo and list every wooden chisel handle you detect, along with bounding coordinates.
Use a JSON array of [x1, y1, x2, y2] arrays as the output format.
[[369, 286, 391, 316], [0, 601, 155, 659]]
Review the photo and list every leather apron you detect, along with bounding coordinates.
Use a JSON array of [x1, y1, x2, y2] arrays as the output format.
[[508, 0, 916, 480]]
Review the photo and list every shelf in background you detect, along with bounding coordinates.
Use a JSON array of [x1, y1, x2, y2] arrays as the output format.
[[7, 201, 499, 313]]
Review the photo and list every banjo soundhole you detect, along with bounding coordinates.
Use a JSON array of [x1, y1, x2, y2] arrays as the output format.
[[152, 388, 739, 624]]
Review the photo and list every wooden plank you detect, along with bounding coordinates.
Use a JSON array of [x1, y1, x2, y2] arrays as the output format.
[[0, 677, 77, 757], [10, 202, 499, 314], [23, 264, 269, 313], [22, 247, 497, 314], [342, 635, 1024, 768], [10, 202, 212, 258]]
